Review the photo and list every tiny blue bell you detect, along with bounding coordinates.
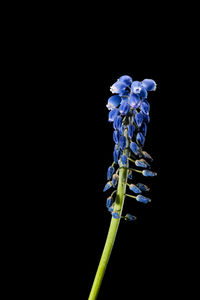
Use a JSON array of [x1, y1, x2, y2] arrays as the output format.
[[108, 206, 114, 212], [113, 146, 119, 164], [142, 79, 157, 91], [119, 101, 130, 115], [121, 154, 127, 166], [107, 166, 115, 180], [128, 170, 133, 179], [106, 196, 113, 208], [136, 183, 150, 192], [131, 81, 142, 94], [119, 135, 127, 150], [141, 122, 147, 137], [135, 159, 148, 168], [118, 75, 133, 86], [142, 151, 153, 161], [142, 170, 157, 177], [136, 132, 145, 146], [106, 95, 122, 110], [128, 124, 135, 139], [135, 113, 144, 128], [130, 142, 139, 154], [113, 115, 122, 130], [139, 87, 148, 99], [140, 99, 150, 115], [103, 181, 112, 192], [108, 108, 119, 122], [110, 81, 127, 94], [129, 93, 140, 108], [129, 184, 142, 194], [112, 174, 119, 187], [136, 195, 151, 204], [113, 130, 120, 144]]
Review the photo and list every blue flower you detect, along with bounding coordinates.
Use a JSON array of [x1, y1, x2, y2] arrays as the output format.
[[131, 81, 142, 94], [119, 101, 130, 115], [141, 122, 147, 137], [142, 79, 157, 91], [113, 146, 119, 164], [136, 183, 150, 192], [130, 142, 138, 154], [112, 212, 120, 219], [106, 95, 122, 110], [113, 130, 120, 144], [119, 135, 127, 150], [121, 154, 127, 166], [136, 132, 145, 146], [139, 87, 148, 99], [142, 151, 153, 161], [108, 108, 119, 122], [129, 93, 140, 108], [112, 174, 119, 187], [110, 81, 127, 94], [135, 113, 144, 128], [140, 100, 150, 115], [108, 206, 114, 212], [107, 166, 115, 180], [129, 184, 142, 194], [128, 124, 135, 139], [106, 196, 113, 208], [113, 115, 122, 130], [128, 170, 133, 179], [142, 170, 157, 177], [136, 195, 151, 204], [118, 75, 133, 86], [103, 181, 112, 192], [135, 159, 148, 168], [125, 214, 136, 221]]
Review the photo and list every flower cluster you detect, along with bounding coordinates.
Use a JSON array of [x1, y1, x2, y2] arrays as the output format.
[[103, 75, 157, 220]]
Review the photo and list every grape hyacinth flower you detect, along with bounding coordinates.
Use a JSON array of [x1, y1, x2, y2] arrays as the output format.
[[89, 75, 157, 300]]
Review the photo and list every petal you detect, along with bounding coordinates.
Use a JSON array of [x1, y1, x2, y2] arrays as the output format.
[[119, 135, 127, 150], [129, 94, 141, 108], [140, 100, 150, 115], [128, 124, 135, 139], [119, 101, 130, 115], [107, 95, 122, 110], [103, 181, 112, 192], [136, 195, 151, 203], [130, 142, 138, 154], [142, 79, 157, 91], [136, 183, 150, 192], [108, 108, 119, 122], [107, 166, 115, 180], [135, 113, 144, 128], [142, 170, 157, 177], [121, 154, 127, 166], [139, 87, 148, 99], [112, 212, 120, 219], [110, 81, 127, 94], [125, 214, 136, 221], [113, 115, 122, 130], [136, 132, 145, 146], [131, 81, 142, 94], [113, 130, 120, 144], [118, 75, 133, 86], [129, 184, 142, 194]]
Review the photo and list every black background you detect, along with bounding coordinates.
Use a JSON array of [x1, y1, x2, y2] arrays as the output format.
[[12, 4, 199, 299]]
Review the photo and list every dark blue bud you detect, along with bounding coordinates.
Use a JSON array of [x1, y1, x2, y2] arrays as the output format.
[[119, 101, 130, 115], [141, 122, 147, 137], [136, 132, 145, 146], [131, 81, 142, 94], [112, 174, 119, 187], [142, 79, 157, 91], [119, 135, 127, 150], [107, 166, 115, 180], [140, 100, 150, 115], [139, 87, 148, 99], [135, 159, 148, 168], [129, 184, 142, 194], [119, 90, 130, 97], [135, 113, 144, 128], [113, 130, 120, 144], [121, 154, 127, 166], [129, 93, 140, 109], [142, 170, 157, 177], [130, 142, 139, 154], [118, 75, 133, 86], [142, 151, 153, 161], [106, 196, 113, 208], [106, 95, 122, 110], [110, 81, 127, 94], [108, 108, 119, 122], [113, 147, 119, 164], [119, 125, 125, 135], [108, 206, 114, 212], [113, 115, 122, 130], [141, 112, 150, 123], [112, 212, 120, 219], [125, 214, 136, 221], [136, 183, 150, 192], [103, 181, 112, 192], [128, 124, 135, 139], [136, 195, 151, 204]]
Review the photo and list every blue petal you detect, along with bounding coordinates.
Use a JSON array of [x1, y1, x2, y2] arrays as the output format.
[[112, 212, 120, 219], [136, 195, 151, 204], [139, 87, 148, 99], [135, 159, 148, 168], [129, 184, 142, 194], [108, 108, 119, 122], [119, 135, 127, 150], [140, 100, 150, 115], [119, 101, 130, 115], [113, 116, 122, 130], [103, 181, 112, 192], [142, 79, 157, 91], [130, 142, 138, 154], [136, 132, 145, 146], [113, 147, 119, 164], [128, 124, 135, 139], [121, 154, 127, 166], [107, 166, 115, 180], [118, 75, 133, 86], [142, 170, 157, 177], [112, 174, 119, 187], [110, 81, 127, 94], [136, 183, 150, 192], [113, 130, 120, 144], [106, 196, 113, 208], [131, 81, 142, 94], [129, 94, 141, 108], [119, 125, 125, 135], [141, 122, 147, 137], [106, 95, 122, 110], [125, 214, 136, 221], [128, 170, 133, 179], [135, 113, 144, 128]]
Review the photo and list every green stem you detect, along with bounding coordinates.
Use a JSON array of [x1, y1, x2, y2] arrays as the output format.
[[88, 165, 128, 300]]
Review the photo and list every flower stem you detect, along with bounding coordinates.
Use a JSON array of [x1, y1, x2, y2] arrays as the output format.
[[88, 165, 128, 300]]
